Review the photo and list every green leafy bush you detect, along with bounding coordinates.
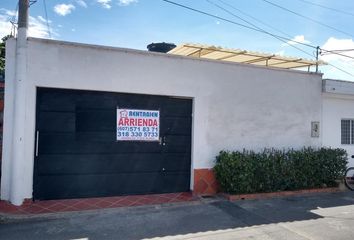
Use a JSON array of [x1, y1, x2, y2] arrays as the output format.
[[214, 148, 347, 194]]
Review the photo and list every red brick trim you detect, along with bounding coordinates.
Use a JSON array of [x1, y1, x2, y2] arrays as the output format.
[[0, 193, 196, 215], [221, 187, 340, 201], [193, 169, 218, 195]]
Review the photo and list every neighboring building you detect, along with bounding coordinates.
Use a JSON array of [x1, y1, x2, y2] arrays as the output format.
[[322, 79, 354, 167], [0, 37, 352, 205]]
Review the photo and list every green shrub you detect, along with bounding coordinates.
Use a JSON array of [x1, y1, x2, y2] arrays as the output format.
[[214, 147, 347, 194]]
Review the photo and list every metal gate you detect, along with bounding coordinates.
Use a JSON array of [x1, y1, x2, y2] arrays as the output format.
[[34, 88, 192, 200]]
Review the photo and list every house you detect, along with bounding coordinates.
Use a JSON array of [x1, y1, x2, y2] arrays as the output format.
[[0, 37, 353, 206], [322, 79, 354, 166]]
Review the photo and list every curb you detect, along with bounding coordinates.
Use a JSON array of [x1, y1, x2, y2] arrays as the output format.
[[221, 187, 342, 201]]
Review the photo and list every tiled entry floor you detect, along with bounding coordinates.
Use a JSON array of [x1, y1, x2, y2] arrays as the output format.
[[0, 192, 197, 215]]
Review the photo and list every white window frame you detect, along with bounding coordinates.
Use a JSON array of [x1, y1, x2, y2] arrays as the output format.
[[341, 119, 354, 145]]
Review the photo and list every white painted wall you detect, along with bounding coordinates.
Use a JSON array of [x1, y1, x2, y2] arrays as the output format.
[[1, 38, 16, 201], [1, 38, 323, 204], [322, 80, 354, 167]]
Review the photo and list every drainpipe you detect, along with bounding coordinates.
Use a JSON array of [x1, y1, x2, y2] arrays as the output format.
[[10, 0, 28, 205]]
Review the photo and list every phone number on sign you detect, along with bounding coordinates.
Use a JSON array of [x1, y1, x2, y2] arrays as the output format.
[[117, 127, 158, 132], [117, 131, 159, 138]]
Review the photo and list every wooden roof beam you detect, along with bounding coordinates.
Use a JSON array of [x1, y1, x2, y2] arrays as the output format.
[[242, 55, 275, 64]]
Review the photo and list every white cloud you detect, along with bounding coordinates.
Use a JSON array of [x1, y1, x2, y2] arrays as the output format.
[[0, 9, 16, 17], [282, 35, 311, 46], [28, 16, 52, 38], [38, 15, 46, 22], [54, 4, 75, 16], [97, 0, 112, 9], [0, 14, 13, 37], [320, 37, 354, 81], [320, 37, 354, 63], [118, 0, 138, 6], [0, 9, 17, 37], [0, 9, 57, 39], [76, 0, 88, 8], [37, 15, 52, 24]]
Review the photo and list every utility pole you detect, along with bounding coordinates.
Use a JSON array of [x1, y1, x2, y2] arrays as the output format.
[[18, 0, 29, 29], [315, 46, 320, 73], [8, 0, 29, 205]]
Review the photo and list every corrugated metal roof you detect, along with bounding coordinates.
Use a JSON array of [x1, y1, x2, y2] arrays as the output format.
[[168, 43, 326, 70]]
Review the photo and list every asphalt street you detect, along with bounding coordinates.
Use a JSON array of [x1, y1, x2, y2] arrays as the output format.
[[1, 191, 354, 240]]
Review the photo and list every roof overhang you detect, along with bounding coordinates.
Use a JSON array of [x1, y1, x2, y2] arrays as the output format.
[[168, 43, 326, 70]]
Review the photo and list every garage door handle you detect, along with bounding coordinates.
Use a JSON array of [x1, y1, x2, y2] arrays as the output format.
[[35, 131, 39, 157]]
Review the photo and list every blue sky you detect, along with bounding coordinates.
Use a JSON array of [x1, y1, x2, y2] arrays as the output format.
[[1, 0, 354, 80]]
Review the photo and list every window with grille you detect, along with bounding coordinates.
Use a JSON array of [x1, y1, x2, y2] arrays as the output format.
[[341, 119, 354, 144]]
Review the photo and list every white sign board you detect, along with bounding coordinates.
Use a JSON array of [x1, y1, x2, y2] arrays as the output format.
[[117, 108, 160, 141]]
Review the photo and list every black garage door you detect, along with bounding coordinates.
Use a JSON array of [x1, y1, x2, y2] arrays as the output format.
[[34, 88, 192, 200]]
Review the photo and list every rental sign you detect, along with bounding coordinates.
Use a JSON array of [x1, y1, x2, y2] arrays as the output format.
[[117, 108, 160, 141]]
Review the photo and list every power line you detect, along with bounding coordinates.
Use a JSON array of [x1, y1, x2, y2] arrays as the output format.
[[260, 0, 354, 38], [327, 62, 354, 77], [162, 0, 354, 61], [43, 0, 51, 38], [321, 49, 354, 53], [216, 0, 293, 39], [295, 0, 354, 18], [206, 0, 315, 58], [214, 1, 354, 61], [160, 0, 354, 77], [320, 49, 354, 60], [161, 0, 314, 49]]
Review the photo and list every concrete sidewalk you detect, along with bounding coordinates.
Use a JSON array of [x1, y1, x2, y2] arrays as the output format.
[[1, 191, 354, 240]]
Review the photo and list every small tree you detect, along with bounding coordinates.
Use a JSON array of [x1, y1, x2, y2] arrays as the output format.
[[0, 35, 12, 80]]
